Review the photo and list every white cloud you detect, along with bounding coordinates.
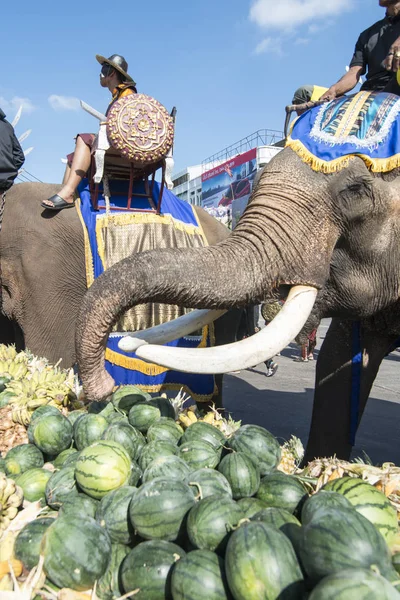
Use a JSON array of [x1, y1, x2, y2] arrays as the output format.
[[254, 37, 283, 56], [249, 0, 354, 31], [48, 95, 80, 111], [0, 96, 36, 115], [295, 37, 310, 45]]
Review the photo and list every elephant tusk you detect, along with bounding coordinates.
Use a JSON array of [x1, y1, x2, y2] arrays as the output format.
[[117, 309, 227, 353], [135, 286, 318, 374]]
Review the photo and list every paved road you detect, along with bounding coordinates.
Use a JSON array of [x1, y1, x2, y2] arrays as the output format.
[[222, 319, 400, 466]]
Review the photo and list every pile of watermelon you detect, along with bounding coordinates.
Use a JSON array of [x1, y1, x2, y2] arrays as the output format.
[[2, 385, 400, 599]]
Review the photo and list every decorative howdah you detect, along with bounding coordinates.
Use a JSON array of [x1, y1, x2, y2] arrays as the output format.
[[106, 94, 174, 165]]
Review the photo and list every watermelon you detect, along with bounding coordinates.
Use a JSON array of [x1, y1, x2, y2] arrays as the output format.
[[96, 486, 137, 544], [128, 402, 161, 433], [252, 507, 301, 532], [129, 478, 195, 541], [146, 417, 183, 445], [237, 497, 268, 519], [225, 522, 304, 600], [73, 414, 108, 450], [0, 375, 10, 393], [5, 443, 44, 476], [30, 405, 61, 424], [0, 457, 5, 472], [112, 385, 151, 413], [0, 389, 15, 408], [87, 400, 109, 414], [97, 543, 130, 600], [45, 465, 79, 508], [171, 549, 231, 600], [226, 424, 281, 475], [41, 515, 111, 591], [32, 413, 73, 455], [63, 451, 82, 468], [129, 461, 142, 487], [299, 506, 397, 585], [106, 412, 128, 424], [187, 468, 232, 500], [142, 455, 191, 483], [178, 440, 220, 470], [14, 516, 55, 570], [181, 421, 226, 452], [149, 396, 176, 419], [16, 468, 52, 501], [187, 495, 244, 553], [309, 568, 400, 599], [58, 493, 98, 519], [75, 440, 132, 499], [120, 539, 185, 599], [323, 477, 399, 547], [301, 490, 354, 526], [102, 421, 145, 460], [218, 452, 260, 499], [53, 448, 78, 469], [138, 440, 177, 471], [67, 409, 87, 426], [256, 472, 307, 514]]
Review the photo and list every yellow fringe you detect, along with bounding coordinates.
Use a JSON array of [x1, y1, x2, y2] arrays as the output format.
[[75, 198, 95, 288], [286, 137, 400, 173], [105, 325, 212, 374]]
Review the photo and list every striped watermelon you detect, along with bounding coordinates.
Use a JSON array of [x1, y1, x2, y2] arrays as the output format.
[[128, 402, 161, 433], [112, 385, 151, 413], [146, 417, 183, 445], [309, 568, 400, 599], [187, 468, 232, 500], [120, 540, 185, 599], [66, 409, 87, 426], [58, 493, 98, 519], [97, 543, 130, 600], [75, 440, 132, 500], [53, 448, 78, 469], [138, 440, 177, 471], [301, 490, 354, 526], [14, 516, 55, 570], [180, 421, 226, 452], [128, 461, 142, 487], [95, 486, 137, 544], [106, 412, 128, 425], [178, 440, 220, 470], [256, 472, 307, 514], [171, 549, 231, 600], [323, 477, 399, 547], [218, 452, 260, 499], [45, 466, 79, 508], [149, 396, 176, 419], [299, 506, 397, 585], [102, 421, 145, 460], [32, 413, 73, 455], [5, 443, 44, 476], [252, 506, 301, 531], [30, 405, 61, 424], [73, 414, 108, 450], [63, 451, 82, 468], [142, 455, 191, 484], [226, 424, 281, 476], [187, 495, 244, 553], [237, 497, 268, 518], [16, 468, 52, 501], [129, 478, 195, 541], [225, 522, 304, 600], [41, 515, 111, 591]]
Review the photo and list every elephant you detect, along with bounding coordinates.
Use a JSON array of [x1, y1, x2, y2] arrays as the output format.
[[0, 182, 247, 403], [75, 142, 400, 461]]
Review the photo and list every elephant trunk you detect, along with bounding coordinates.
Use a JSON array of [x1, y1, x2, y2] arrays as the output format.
[[76, 237, 269, 400]]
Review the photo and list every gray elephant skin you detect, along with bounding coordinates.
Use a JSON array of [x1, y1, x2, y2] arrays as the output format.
[[75, 148, 400, 461], [0, 182, 245, 402]]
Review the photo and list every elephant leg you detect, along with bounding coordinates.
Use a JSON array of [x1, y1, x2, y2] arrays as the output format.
[[304, 318, 397, 462]]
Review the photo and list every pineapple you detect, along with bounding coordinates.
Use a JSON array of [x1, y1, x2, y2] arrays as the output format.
[[277, 435, 305, 474]]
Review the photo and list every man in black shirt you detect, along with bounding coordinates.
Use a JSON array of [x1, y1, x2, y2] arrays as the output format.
[[321, 0, 400, 101], [0, 109, 24, 194]]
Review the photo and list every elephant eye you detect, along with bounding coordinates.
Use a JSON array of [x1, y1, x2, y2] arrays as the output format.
[[347, 182, 364, 194]]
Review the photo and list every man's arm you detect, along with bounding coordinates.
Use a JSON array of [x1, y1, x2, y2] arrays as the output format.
[[11, 129, 25, 171], [319, 66, 364, 102], [384, 37, 400, 72]]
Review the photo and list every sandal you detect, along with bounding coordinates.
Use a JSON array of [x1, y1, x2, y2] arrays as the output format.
[[41, 194, 75, 211]]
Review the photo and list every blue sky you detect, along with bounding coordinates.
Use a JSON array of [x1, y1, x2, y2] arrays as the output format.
[[1, 0, 384, 183]]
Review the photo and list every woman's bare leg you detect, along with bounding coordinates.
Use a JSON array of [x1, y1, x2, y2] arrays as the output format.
[[62, 164, 71, 185], [43, 137, 91, 207]]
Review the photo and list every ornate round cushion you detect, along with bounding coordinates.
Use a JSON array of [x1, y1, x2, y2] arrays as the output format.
[[106, 94, 174, 166]]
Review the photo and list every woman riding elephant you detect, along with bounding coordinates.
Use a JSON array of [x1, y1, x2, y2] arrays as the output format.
[[75, 89, 400, 461]]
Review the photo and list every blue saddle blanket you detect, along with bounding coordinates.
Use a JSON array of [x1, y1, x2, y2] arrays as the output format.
[[76, 178, 216, 402], [286, 91, 400, 173]]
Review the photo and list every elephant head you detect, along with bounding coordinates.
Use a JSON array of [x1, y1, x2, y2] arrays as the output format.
[[75, 148, 400, 400]]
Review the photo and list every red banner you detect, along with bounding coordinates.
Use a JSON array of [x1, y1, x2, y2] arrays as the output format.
[[202, 148, 257, 182]]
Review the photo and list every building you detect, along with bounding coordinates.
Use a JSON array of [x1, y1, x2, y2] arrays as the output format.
[[171, 129, 284, 219]]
